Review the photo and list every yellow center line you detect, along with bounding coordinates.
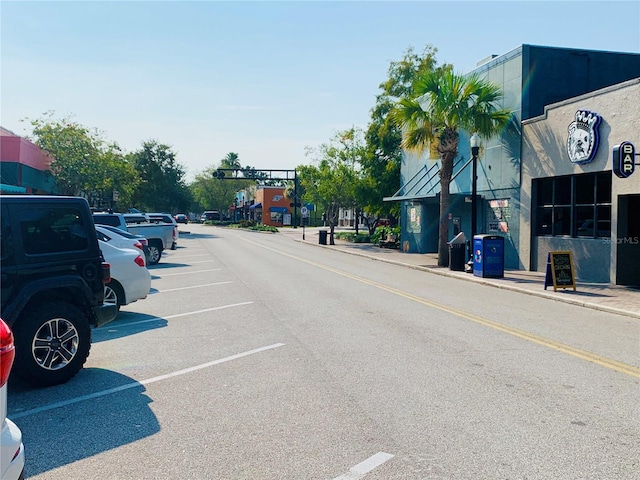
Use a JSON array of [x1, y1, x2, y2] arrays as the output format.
[[240, 235, 640, 379]]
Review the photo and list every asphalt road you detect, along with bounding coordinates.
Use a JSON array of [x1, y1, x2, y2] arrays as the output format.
[[8, 224, 639, 479]]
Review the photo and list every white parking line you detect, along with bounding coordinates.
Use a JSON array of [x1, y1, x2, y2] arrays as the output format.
[[154, 268, 221, 277], [173, 259, 218, 264], [332, 452, 395, 480], [104, 302, 254, 328], [11, 343, 285, 419], [154, 281, 232, 293]]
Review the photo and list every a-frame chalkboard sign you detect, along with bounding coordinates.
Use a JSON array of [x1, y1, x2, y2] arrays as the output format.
[[544, 251, 577, 292]]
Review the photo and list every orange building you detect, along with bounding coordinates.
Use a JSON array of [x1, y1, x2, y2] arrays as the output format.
[[251, 186, 292, 226]]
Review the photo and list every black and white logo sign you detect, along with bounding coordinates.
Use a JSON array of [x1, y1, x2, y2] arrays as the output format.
[[567, 110, 602, 164]]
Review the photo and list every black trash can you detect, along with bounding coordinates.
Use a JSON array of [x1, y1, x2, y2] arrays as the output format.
[[449, 243, 466, 271], [448, 232, 467, 271], [319, 229, 328, 245]]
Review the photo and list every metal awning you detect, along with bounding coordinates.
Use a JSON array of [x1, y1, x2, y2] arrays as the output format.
[[383, 156, 473, 202], [249, 203, 262, 209], [0, 183, 27, 194]]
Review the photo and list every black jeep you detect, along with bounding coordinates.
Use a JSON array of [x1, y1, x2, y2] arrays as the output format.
[[0, 195, 117, 387]]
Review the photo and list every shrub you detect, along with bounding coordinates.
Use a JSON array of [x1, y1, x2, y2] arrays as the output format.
[[372, 225, 400, 244], [334, 231, 371, 243]]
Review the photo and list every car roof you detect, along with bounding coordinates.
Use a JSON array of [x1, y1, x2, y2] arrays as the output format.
[[96, 224, 144, 240]]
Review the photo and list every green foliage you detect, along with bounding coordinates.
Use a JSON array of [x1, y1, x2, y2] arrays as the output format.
[[128, 140, 192, 213], [299, 127, 366, 228], [24, 112, 138, 207], [192, 164, 254, 215], [226, 220, 278, 233], [371, 225, 401, 245], [238, 219, 257, 228], [391, 68, 512, 266], [221, 152, 240, 169], [334, 231, 371, 243], [362, 46, 445, 220]]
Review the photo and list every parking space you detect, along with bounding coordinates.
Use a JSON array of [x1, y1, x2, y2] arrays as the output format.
[[9, 228, 399, 479]]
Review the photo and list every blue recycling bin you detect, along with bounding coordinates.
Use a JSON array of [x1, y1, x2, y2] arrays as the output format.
[[473, 235, 505, 278]]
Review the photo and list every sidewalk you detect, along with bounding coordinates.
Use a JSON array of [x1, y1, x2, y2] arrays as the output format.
[[285, 227, 640, 320]]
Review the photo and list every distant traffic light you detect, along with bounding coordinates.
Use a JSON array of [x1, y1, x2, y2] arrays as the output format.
[[213, 169, 226, 179]]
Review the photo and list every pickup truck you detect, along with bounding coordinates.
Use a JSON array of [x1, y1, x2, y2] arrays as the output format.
[[93, 212, 178, 265]]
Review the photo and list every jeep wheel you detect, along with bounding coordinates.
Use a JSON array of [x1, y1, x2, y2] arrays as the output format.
[[12, 302, 91, 387], [147, 241, 162, 265], [104, 281, 124, 311]]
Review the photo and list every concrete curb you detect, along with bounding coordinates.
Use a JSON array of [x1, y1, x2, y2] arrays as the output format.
[[297, 239, 640, 320]]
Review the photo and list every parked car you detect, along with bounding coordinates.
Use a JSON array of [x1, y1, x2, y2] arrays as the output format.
[[1, 195, 117, 387], [123, 213, 152, 224], [174, 213, 188, 224], [147, 213, 177, 226], [95, 225, 150, 265], [1, 318, 25, 480], [93, 212, 176, 265], [93, 211, 128, 231], [99, 240, 151, 312], [201, 210, 221, 222]]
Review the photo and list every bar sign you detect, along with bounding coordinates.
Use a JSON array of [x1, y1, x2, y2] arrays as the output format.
[[613, 142, 635, 178]]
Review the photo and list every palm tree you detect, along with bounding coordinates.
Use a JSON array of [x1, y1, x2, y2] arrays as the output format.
[[391, 70, 512, 266], [221, 152, 241, 169]]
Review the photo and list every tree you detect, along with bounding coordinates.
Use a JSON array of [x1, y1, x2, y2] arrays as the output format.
[[192, 165, 241, 216], [25, 112, 138, 207], [129, 140, 192, 213], [362, 46, 445, 227], [300, 128, 365, 244], [391, 70, 512, 266], [221, 152, 241, 169]]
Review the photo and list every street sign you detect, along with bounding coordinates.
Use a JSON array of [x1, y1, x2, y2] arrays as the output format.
[[613, 142, 636, 178], [301, 206, 309, 217]]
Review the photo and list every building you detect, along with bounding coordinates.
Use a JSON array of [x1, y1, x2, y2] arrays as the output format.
[[0, 127, 55, 194], [252, 186, 292, 227], [520, 78, 640, 286], [386, 44, 640, 280]]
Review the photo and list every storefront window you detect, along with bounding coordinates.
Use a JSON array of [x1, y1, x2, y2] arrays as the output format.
[[534, 172, 611, 238], [270, 212, 283, 224]]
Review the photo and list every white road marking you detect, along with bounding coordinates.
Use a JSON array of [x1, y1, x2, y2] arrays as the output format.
[[153, 281, 232, 293], [153, 268, 221, 277], [11, 343, 285, 419], [333, 452, 395, 480], [172, 259, 218, 264], [104, 302, 254, 328]]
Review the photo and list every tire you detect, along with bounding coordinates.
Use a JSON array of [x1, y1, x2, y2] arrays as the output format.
[[12, 302, 91, 387], [147, 241, 162, 265], [104, 281, 125, 311]]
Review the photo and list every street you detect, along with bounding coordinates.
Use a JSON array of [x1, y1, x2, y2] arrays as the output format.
[[8, 224, 639, 479]]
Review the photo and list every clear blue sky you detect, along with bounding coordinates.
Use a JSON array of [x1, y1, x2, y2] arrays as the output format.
[[2, 1, 639, 181]]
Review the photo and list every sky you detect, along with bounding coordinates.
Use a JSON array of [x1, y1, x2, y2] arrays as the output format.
[[2, 1, 639, 182]]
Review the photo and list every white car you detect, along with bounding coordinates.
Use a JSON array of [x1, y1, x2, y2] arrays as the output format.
[[1, 318, 25, 480], [95, 224, 150, 265], [99, 240, 151, 312]]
